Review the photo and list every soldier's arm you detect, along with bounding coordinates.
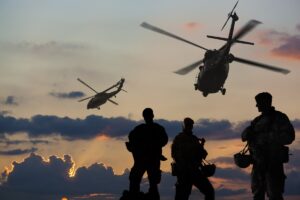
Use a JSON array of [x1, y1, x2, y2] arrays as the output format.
[[171, 137, 179, 161], [160, 126, 169, 147], [242, 126, 253, 142]]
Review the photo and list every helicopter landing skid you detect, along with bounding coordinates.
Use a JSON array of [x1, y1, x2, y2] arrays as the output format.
[[194, 84, 198, 90], [220, 88, 226, 95]]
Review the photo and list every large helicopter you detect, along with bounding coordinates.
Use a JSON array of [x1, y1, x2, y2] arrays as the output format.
[[141, 1, 290, 97], [77, 78, 126, 109]]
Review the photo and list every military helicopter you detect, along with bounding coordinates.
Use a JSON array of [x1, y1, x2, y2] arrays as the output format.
[[77, 78, 126, 109], [141, 1, 290, 97]]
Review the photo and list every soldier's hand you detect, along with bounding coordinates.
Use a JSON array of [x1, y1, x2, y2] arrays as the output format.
[[199, 138, 206, 145]]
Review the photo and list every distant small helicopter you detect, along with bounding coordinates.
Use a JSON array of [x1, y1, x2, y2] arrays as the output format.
[[141, 1, 290, 97], [77, 78, 126, 109]]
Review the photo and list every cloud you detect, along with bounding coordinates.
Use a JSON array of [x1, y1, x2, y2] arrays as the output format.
[[272, 35, 300, 59], [183, 22, 202, 30], [0, 114, 299, 141], [49, 91, 85, 99], [2, 96, 18, 106], [1, 153, 299, 200], [285, 170, 300, 195], [0, 41, 88, 58], [0, 110, 11, 116], [0, 114, 246, 141], [1, 153, 127, 196], [0, 138, 50, 146], [215, 167, 249, 181], [257, 30, 289, 46], [211, 156, 235, 165], [0, 147, 37, 156], [257, 25, 300, 60], [286, 148, 300, 172]]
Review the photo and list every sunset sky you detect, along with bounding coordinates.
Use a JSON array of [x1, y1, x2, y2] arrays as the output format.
[[0, 0, 300, 199]]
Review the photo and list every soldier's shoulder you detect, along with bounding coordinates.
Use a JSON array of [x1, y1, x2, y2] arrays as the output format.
[[136, 123, 147, 128], [275, 110, 288, 120], [130, 123, 146, 133], [174, 132, 185, 140], [253, 114, 263, 122], [153, 122, 166, 130]]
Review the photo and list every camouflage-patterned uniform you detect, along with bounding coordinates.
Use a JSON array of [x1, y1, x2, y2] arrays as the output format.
[[242, 107, 295, 200], [172, 128, 214, 200]]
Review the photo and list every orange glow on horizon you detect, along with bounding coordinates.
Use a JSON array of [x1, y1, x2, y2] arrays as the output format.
[[61, 197, 68, 200], [96, 134, 110, 141], [271, 51, 300, 60]]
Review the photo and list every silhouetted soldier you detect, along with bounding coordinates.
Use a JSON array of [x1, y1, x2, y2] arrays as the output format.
[[171, 117, 215, 200], [242, 92, 295, 200], [126, 108, 168, 200]]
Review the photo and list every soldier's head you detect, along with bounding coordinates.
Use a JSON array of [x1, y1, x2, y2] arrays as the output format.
[[183, 117, 194, 133], [255, 92, 272, 113], [143, 108, 154, 124]]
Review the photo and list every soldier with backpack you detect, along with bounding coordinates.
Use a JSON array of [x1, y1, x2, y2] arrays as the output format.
[[241, 92, 295, 200], [171, 117, 215, 200]]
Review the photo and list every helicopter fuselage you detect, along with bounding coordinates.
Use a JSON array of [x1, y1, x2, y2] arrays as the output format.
[[87, 93, 109, 109], [78, 78, 125, 110], [195, 50, 230, 96], [196, 62, 229, 96], [88, 91, 120, 109]]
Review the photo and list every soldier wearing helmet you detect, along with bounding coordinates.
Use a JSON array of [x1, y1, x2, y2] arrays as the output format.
[[241, 92, 295, 200], [171, 117, 215, 200]]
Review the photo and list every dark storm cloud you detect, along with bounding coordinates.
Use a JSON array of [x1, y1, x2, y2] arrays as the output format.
[[0, 114, 299, 141], [49, 91, 85, 99], [0, 110, 11, 115], [0, 147, 37, 156], [216, 188, 247, 196], [0, 153, 257, 199], [285, 170, 300, 195], [215, 167, 249, 181], [2, 96, 18, 106], [211, 156, 235, 165], [0, 114, 246, 140], [287, 148, 300, 171], [0, 138, 50, 146], [0, 153, 128, 196]]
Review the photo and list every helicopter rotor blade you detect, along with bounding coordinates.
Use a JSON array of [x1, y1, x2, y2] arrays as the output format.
[[77, 78, 98, 94], [221, 0, 239, 31], [220, 20, 261, 50], [78, 95, 95, 102], [108, 99, 119, 105], [174, 59, 203, 75], [232, 20, 261, 42], [233, 56, 290, 74], [141, 22, 208, 51]]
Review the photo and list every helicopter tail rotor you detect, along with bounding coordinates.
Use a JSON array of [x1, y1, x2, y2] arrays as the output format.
[[221, 0, 239, 31]]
